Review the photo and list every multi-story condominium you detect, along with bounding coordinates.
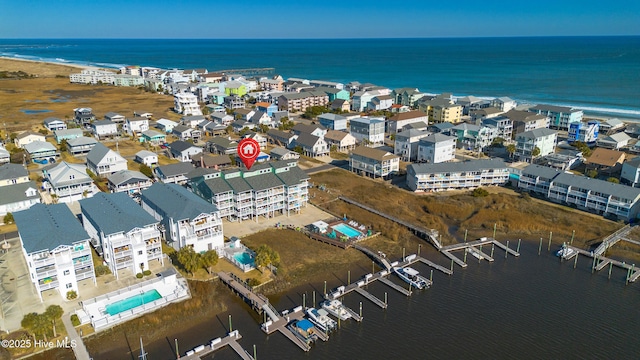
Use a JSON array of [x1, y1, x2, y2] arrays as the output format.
[[417, 133, 457, 164], [259, 76, 284, 91], [69, 69, 116, 85], [277, 91, 329, 112], [350, 146, 400, 178], [141, 183, 223, 253], [349, 117, 385, 145], [394, 129, 432, 162], [86, 143, 128, 176], [107, 169, 153, 196], [113, 74, 144, 87], [174, 93, 203, 116], [504, 109, 549, 137], [43, 161, 95, 203], [14, 203, 95, 301], [514, 128, 558, 162], [406, 159, 509, 192], [80, 192, 163, 279], [529, 104, 583, 130], [568, 120, 599, 145], [0, 163, 40, 217], [490, 97, 517, 112], [387, 111, 430, 134], [418, 94, 462, 123], [518, 164, 640, 221], [482, 116, 513, 140], [318, 113, 348, 131], [189, 161, 309, 221]]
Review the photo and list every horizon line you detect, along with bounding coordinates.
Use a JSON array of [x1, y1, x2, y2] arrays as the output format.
[[1, 35, 640, 41]]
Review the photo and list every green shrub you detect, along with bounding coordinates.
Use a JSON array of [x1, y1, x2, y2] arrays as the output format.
[[143, 270, 152, 276], [247, 278, 261, 287], [471, 188, 489, 197], [66, 290, 77, 300], [136, 273, 144, 279], [70, 314, 80, 327], [94, 264, 111, 276]]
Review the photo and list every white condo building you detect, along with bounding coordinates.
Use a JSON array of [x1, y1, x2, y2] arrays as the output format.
[[174, 93, 203, 116]]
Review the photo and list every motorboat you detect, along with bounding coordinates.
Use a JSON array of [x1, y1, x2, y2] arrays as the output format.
[[556, 243, 576, 259], [306, 307, 337, 332], [320, 299, 351, 321], [287, 319, 317, 345], [393, 267, 430, 290]]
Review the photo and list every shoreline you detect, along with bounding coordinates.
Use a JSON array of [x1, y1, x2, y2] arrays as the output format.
[[1, 54, 639, 121]]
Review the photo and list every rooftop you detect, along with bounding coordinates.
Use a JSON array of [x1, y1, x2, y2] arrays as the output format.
[[80, 192, 158, 235], [141, 182, 218, 221], [15, 203, 90, 253]]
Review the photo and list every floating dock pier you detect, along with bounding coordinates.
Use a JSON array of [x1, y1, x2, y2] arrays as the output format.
[[563, 245, 640, 283], [440, 237, 520, 268], [179, 330, 253, 360]]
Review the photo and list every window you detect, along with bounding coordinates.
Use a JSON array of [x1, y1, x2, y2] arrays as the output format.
[[138, 251, 143, 255], [63, 270, 70, 275], [66, 283, 73, 289]]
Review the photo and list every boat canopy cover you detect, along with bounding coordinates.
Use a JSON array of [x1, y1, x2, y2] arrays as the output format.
[[297, 319, 314, 331]]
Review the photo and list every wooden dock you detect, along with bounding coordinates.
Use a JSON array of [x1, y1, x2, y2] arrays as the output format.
[[179, 330, 253, 360], [566, 245, 640, 283], [354, 287, 388, 308], [439, 238, 520, 268], [377, 276, 411, 296], [415, 256, 454, 275], [218, 272, 280, 322]]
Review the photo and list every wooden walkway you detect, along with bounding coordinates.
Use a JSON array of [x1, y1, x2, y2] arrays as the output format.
[[353, 244, 392, 270], [218, 272, 280, 322], [179, 330, 253, 360], [339, 196, 442, 249], [593, 224, 633, 256]]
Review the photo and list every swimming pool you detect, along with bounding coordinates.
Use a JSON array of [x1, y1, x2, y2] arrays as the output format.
[[233, 252, 255, 266], [332, 223, 363, 238], [105, 289, 162, 316]]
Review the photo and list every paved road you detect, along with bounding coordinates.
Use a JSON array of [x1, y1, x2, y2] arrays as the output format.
[[305, 160, 349, 175]]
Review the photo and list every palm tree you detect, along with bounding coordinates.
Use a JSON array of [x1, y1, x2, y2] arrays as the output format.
[[45, 305, 63, 337], [506, 144, 516, 159]]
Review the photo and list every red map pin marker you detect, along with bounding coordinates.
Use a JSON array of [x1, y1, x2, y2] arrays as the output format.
[[237, 138, 260, 170]]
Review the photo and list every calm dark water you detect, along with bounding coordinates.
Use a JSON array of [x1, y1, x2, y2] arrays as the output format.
[[104, 241, 640, 360], [1, 37, 639, 118]]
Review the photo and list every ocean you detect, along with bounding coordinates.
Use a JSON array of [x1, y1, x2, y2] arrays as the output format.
[[1, 37, 639, 119]]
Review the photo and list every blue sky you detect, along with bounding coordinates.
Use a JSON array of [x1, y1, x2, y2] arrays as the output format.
[[2, 0, 639, 38]]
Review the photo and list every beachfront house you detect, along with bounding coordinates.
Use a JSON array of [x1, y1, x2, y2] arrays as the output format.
[[349, 146, 400, 179], [154, 162, 195, 185], [135, 150, 158, 167], [568, 120, 599, 145], [0, 163, 40, 218], [43, 117, 67, 132], [387, 111, 429, 134], [514, 128, 558, 162], [490, 97, 517, 112], [91, 120, 119, 140], [80, 192, 163, 279], [107, 169, 153, 196], [42, 162, 95, 203], [14, 131, 45, 148], [141, 183, 224, 253], [349, 117, 385, 146], [14, 203, 96, 302], [392, 87, 424, 107], [529, 104, 583, 131], [406, 159, 509, 192], [416, 133, 457, 164], [596, 132, 632, 150], [86, 143, 128, 176], [394, 129, 432, 162], [599, 118, 626, 134], [518, 164, 640, 221], [66, 136, 98, 156]]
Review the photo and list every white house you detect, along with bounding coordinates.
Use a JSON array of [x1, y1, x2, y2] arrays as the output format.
[[394, 129, 432, 162], [154, 162, 195, 185], [181, 115, 206, 128], [80, 192, 163, 279], [155, 118, 179, 133], [141, 183, 224, 253], [174, 92, 202, 116], [124, 117, 150, 136], [14, 131, 45, 148], [0, 163, 40, 218], [293, 133, 329, 157], [388, 111, 430, 134], [349, 117, 385, 145], [43, 117, 67, 132], [621, 157, 640, 188], [43, 162, 95, 203], [248, 111, 272, 126], [0, 144, 10, 164], [324, 130, 357, 152], [491, 97, 517, 112], [86, 143, 128, 176], [169, 141, 203, 162], [318, 113, 348, 131], [91, 120, 119, 139], [107, 169, 153, 196], [515, 128, 558, 162], [407, 159, 509, 192], [292, 124, 327, 138], [242, 132, 268, 150], [135, 150, 158, 167], [104, 112, 126, 124], [14, 204, 95, 302], [596, 132, 632, 150], [417, 133, 457, 164]]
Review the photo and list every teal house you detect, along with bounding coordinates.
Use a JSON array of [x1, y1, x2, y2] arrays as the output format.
[[315, 87, 350, 102], [140, 130, 167, 145]]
